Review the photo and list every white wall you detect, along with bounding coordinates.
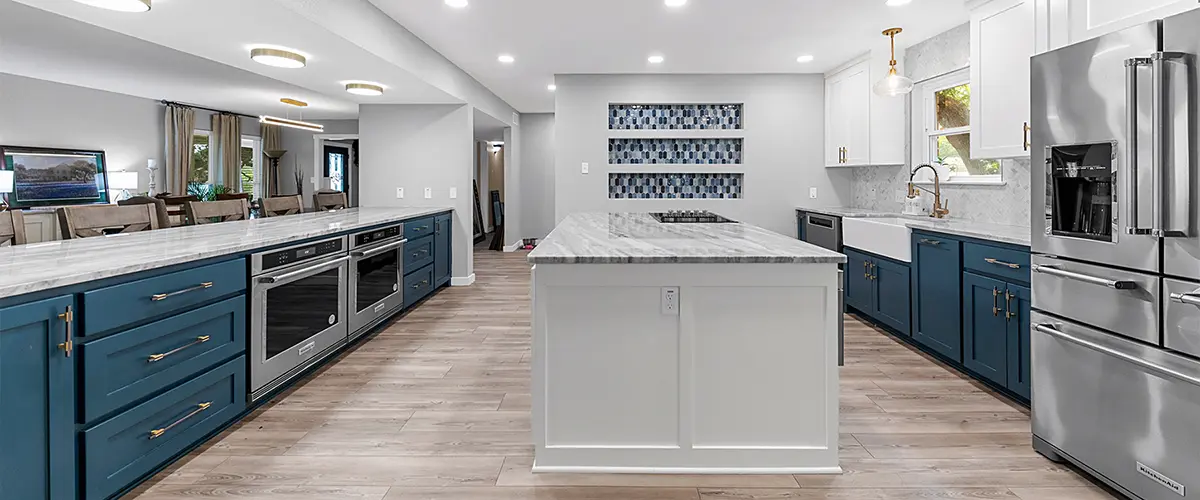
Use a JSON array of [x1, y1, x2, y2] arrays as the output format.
[[0, 73, 163, 195], [518, 113, 556, 240], [359, 104, 474, 280], [554, 74, 849, 236]]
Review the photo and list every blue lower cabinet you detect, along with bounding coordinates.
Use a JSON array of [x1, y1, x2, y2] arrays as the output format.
[[872, 258, 911, 335], [844, 248, 875, 313], [434, 213, 452, 287], [911, 233, 963, 361], [1006, 283, 1032, 399], [84, 356, 246, 500], [404, 235, 435, 275], [404, 264, 435, 309], [962, 272, 1010, 386], [0, 295, 77, 500], [82, 259, 246, 336]]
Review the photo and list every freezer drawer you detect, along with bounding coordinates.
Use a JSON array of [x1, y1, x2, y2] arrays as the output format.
[[1031, 255, 1158, 344], [1032, 312, 1200, 500], [1164, 277, 1200, 359]]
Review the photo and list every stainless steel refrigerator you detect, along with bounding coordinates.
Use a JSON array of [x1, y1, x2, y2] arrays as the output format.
[[1030, 8, 1200, 500]]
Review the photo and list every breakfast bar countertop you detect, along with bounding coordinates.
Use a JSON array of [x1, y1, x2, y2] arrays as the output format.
[[528, 212, 846, 265], [0, 207, 453, 300]]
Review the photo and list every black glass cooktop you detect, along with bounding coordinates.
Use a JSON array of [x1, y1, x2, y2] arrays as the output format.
[[650, 211, 737, 224]]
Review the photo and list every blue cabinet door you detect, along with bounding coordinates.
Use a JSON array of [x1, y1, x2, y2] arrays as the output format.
[[434, 213, 452, 287], [844, 249, 874, 313], [911, 234, 962, 359], [1006, 283, 1032, 399], [962, 272, 1009, 386], [0, 296, 77, 500], [872, 258, 911, 336]]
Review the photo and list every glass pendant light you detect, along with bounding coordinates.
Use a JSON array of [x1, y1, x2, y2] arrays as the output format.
[[874, 27, 914, 97]]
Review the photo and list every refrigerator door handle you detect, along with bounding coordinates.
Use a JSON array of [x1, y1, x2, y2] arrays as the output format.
[[1035, 323, 1200, 387], [1169, 289, 1200, 307], [1152, 51, 1192, 238], [1031, 263, 1139, 290], [1125, 57, 1153, 236]]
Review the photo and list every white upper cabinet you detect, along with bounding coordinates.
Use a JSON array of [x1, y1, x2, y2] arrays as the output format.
[[970, 0, 1036, 159], [824, 51, 904, 167], [1037, 0, 1200, 50]]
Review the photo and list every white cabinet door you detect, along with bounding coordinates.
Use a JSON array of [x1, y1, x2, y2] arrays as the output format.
[[824, 76, 845, 167], [1067, 0, 1198, 44], [972, 0, 1036, 159], [841, 61, 872, 166]]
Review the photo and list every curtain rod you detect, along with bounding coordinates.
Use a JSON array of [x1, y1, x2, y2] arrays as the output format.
[[160, 100, 259, 121]]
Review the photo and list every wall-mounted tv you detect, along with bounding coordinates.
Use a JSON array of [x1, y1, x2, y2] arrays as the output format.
[[0, 146, 110, 209]]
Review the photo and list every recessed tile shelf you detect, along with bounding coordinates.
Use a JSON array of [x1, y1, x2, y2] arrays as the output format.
[[609, 138, 743, 165], [609, 104, 743, 130], [609, 173, 743, 199]]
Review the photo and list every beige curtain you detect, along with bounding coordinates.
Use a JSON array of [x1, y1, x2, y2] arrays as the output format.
[[163, 104, 196, 195], [210, 113, 242, 191], [260, 123, 282, 197]]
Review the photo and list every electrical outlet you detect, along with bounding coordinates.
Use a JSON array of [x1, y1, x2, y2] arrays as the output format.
[[449, 187, 458, 199], [581, 162, 589, 174], [661, 287, 680, 315], [396, 187, 404, 199], [809, 187, 818, 199], [424, 187, 432, 199]]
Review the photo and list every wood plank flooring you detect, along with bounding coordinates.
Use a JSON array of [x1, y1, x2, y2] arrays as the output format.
[[125, 251, 1116, 500]]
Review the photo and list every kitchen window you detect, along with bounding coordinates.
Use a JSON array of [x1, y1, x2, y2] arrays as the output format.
[[910, 68, 1002, 184]]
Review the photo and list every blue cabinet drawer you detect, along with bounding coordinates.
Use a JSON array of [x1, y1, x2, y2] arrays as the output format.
[[80, 297, 246, 423], [404, 235, 435, 275], [404, 216, 435, 241], [404, 264, 435, 309], [83, 259, 246, 335], [83, 356, 245, 500], [962, 242, 1030, 284]]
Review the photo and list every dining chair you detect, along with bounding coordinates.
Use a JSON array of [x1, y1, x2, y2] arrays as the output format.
[[261, 195, 304, 217], [215, 193, 253, 201], [313, 190, 349, 211], [57, 204, 161, 239], [0, 210, 26, 246], [155, 193, 200, 226], [118, 196, 172, 229], [183, 199, 250, 225]]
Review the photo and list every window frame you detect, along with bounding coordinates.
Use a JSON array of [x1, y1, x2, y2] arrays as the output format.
[[910, 67, 1004, 185], [240, 135, 262, 198], [191, 129, 213, 185]]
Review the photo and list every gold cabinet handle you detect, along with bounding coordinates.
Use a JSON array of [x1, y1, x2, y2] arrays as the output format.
[[984, 258, 1021, 269], [919, 238, 942, 246], [57, 306, 74, 357], [151, 282, 214, 302], [1023, 122, 1031, 151], [149, 402, 212, 440], [992, 287, 1000, 316], [147, 336, 212, 363], [1005, 290, 1015, 321]]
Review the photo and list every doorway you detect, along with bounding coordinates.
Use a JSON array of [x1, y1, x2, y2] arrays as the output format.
[[312, 135, 359, 207]]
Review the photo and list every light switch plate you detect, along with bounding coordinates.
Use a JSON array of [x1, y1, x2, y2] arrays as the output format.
[[809, 187, 818, 199], [449, 187, 458, 199], [396, 187, 404, 199], [582, 162, 589, 174], [424, 187, 432, 199]]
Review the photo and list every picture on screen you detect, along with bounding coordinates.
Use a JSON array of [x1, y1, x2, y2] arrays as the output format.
[[1, 146, 109, 208]]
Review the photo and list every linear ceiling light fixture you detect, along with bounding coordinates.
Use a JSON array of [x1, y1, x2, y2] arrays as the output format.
[[345, 83, 384, 96], [72, 0, 150, 12], [260, 115, 324, 132], [250, 48, 307, 69]]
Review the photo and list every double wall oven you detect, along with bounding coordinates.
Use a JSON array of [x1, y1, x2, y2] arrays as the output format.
[[348, 223, 406, 338], [1031, 11, 1200, 499]]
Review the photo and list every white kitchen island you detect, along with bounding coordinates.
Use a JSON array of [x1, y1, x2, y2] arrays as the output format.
[[527, 213, 846, 474]]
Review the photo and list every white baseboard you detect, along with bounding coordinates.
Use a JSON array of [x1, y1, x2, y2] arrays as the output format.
[[504, 241, 522, 252], [529, 463, 844, 475], [451, 273, 476, 286]]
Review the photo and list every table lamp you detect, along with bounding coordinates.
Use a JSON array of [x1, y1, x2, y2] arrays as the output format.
[[109, 171, 139, 202], [0, 170, 13, 211]]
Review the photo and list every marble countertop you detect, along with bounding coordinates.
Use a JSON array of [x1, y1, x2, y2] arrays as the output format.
[[0, 207, 453, 299], [797, 207, 1031, 246], [528, 212, 846, 264]]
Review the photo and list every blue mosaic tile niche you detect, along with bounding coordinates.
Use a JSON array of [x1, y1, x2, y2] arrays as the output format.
[[609, 104, 743, 130], [609, 173, 743, 199], [609, 138, 743, 165]]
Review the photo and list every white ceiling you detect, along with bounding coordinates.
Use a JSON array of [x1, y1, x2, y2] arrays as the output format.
[[370, 0, 972, 113], [7, 0, 463, 119]]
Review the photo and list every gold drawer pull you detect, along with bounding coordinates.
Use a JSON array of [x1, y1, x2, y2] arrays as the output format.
[[147, 336, 212, 363], [57, 306, 74, 358], [151, 282, 214, 302], [149, 402, 212, 440], [985, 258, 1022, 269]]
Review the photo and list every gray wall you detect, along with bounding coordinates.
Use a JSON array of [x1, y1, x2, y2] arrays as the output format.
[[358, 104, 474, 280], [850, 23, 1032, 226], [554, 74, 848, 236], [0, 73, 163, 195], [518, 113, 556, 240]]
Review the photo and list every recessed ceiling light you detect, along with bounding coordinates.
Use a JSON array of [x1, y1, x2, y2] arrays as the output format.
[[547, 84, 557, 91], [886, 0, 912, 6], [498, 54, 515, 64], [250, 48, 307, 69], [72, 0, 150, 12], [664, 0, 687, 7], [346, 83, 385, 96], [648, 55, 665, 64], [445, 0, 468, 7], [797, 55, 815, 63]]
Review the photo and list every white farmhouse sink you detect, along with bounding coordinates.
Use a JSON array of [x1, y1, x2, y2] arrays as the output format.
[[842, 218, 914, 262]]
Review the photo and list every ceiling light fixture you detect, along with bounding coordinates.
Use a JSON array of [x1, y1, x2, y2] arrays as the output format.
[[498, 54, 515, 64], [648, 55, 665, 64], [797, 55, 815, 63], [665, 0, 687, 7], [445, 0, 468, 7], [547, 84, 557, 91], [345, 83, 385, 96], [260, 115, 324, 133], [873, 28, 914, 97], [251, 48, 307, 69], [280, 98, 308, 107], [885, 0, 913, 6], [71, 0, 150, 12]]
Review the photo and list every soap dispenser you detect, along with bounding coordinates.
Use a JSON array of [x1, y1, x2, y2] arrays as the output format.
[[903, 184, 924, 216]]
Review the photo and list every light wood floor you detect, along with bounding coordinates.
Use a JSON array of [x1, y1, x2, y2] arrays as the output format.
[[126, 251, 1117, 500]]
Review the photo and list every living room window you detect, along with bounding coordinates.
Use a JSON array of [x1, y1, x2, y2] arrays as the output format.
[[241, 136, 261, 198], [910, 68, 1002, 184], [191, 130, 211, 184]]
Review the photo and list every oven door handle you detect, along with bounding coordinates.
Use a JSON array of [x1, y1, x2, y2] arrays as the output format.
[[351, 239, 407, 259], [258, 256, 349, 284], [1035, 323, 1200, 387]]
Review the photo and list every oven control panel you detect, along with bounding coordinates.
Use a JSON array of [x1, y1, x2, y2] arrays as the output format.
[[354, 224, 403, 248], [260, 238, 344, 271]]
